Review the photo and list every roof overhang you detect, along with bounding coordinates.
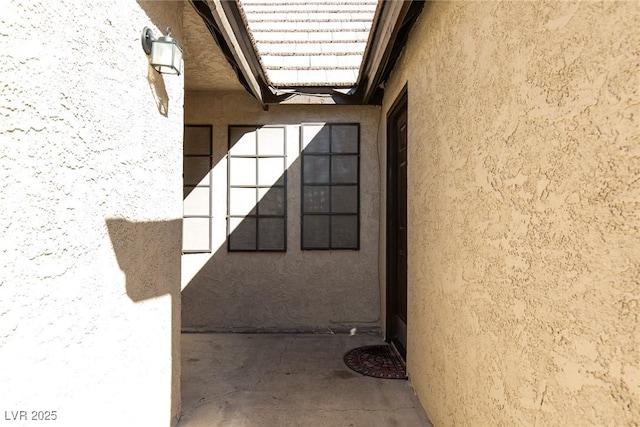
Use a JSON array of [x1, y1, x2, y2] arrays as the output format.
[[357, 0, 426, 104], [189, 0, 425, 106], [191, 0, 269, 106]]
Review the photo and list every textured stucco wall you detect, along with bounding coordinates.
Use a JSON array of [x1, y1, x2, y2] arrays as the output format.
[[0, 1, 184, 426], [182, 91, 381, 331], [182, 1, 245, 92], [380, 2, 639, 426]]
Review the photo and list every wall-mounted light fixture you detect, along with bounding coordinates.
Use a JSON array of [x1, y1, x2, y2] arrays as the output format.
[[141, 27, 183, 76]]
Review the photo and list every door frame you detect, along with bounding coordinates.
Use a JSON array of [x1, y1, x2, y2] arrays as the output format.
[[385, 86, 408, 357]]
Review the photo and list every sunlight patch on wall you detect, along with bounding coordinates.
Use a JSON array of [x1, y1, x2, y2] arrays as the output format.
[[181, 124, 315, 287]]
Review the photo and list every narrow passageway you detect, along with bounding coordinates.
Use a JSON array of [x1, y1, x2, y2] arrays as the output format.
[[178, 333, 432, 427]]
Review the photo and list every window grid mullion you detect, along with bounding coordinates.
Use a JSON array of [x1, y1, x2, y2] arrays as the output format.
[[301, 123, 359, 250], [227, 125, 287, 252], [328, 125, 333, 247], [255, 133, 259, 250], [183, 124, 213, 254]]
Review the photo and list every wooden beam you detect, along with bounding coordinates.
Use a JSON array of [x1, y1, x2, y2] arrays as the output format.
[[205, 0, 266, 106]]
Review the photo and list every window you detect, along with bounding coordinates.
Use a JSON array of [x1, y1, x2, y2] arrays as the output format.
[[183, 125, 213, 253], [227, 125, 287, 251], [301, 123, 359, 250]]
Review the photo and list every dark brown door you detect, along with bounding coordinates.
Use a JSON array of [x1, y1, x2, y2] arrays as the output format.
[[386, 89, 408, 359]]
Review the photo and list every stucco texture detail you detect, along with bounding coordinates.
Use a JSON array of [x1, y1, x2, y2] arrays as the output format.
[[1, 1, 184, 426], [380, 2, 639, 426], [182, 91, 381, 331], [182, 2, 246, 92]]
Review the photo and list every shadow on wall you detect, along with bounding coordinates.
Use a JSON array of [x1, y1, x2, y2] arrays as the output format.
[[181, 125, 292, 329], [106, 218, 181, 301], [182, 123, 372, 331], [147, 66, 169, 117], [105, 218, 182, 424]]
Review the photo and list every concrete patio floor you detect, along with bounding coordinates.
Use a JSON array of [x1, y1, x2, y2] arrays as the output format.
[[178, 333, 433, 427]]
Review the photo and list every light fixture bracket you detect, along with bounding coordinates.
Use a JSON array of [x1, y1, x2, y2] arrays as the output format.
[[141, 27, 154, 55]]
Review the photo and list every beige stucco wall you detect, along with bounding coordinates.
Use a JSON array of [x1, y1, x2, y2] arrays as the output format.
[[380, 1, 639, 425], [182, 91, 381, 331], [0, 1, 184, 426]]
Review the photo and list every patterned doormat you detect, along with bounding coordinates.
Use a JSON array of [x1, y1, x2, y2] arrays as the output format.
[[343, 345, 407, 379]]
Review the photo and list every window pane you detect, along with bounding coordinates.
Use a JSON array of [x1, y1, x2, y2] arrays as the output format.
[[183, 157, 211, 186], [227, 125, 287, 252], [331, 186, 357, 213], [184, 126, 211, 155], [303, 186, 330, 213], [258, 157, 285, 186], [229, 157, 256, 186], [331, 125, 358, 153], [302, 124, 330, 153], [229, 187, 257, 216], [257, 127, 285, 156], [303, 155, 330, 184], [331, 155, 357, 184], [258, 187, 285, 216], [331, 215, 358, 248], [183, 217, 210, 252], [258, 218, 285, 250], [183, 187, 210, 216], [302, 215, 330, 248], [229, 126, 257, 155], [228, 217, 257, 251], [301, 123, 359, 251]]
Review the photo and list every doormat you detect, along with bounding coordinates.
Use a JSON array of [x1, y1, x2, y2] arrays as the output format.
[[343, 345, 407, 379]]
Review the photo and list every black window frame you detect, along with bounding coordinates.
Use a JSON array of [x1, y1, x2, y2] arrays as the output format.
[[227, 124, 288, 252], [300, 123, 360, 250], [183, 124, 213, 254]]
